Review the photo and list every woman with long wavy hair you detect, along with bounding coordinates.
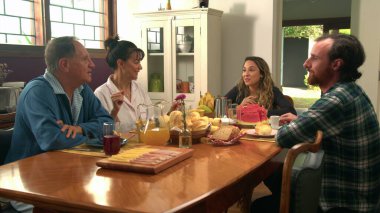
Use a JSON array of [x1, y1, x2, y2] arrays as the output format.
[[225, 56, 296, 116]]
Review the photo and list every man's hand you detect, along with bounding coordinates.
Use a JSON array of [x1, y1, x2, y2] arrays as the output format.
[[279, 113, 298, 125], [56, 120, 83, 139]]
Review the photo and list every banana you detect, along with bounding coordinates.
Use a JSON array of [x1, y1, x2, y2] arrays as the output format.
[[205, 92, 215, 111], [207, 98, 214, 111], [198, 94, 204, 106], [198, 104, 212, 113], [198, 92, 215, 111]]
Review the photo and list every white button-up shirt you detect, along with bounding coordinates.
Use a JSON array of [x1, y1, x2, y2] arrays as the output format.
[[94, 75, 152, 132]]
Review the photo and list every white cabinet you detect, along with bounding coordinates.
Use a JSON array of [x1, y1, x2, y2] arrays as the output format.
[[134, 8, 223, 108]]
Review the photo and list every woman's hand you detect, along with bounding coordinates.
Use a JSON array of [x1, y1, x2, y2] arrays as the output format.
[[56, 120, 83, 138], [279, 113, 298, 125], [110, 91, 124, 121], [241, 96, 256, 106]]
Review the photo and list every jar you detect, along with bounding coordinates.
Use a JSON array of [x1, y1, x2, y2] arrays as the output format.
[[179, 128, 192, 148]]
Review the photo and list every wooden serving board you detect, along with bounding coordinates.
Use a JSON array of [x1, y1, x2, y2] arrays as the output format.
[[96, 146, 194, 174]]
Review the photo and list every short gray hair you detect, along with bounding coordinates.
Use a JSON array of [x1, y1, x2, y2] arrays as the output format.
[[44, 36, 78, 73]]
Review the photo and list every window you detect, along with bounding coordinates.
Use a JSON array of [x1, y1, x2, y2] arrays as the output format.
[[49, 0, 106, 48], [147, 28, 163, 52], [0, 0, 116, 57], [0, 0, 37, 45], [281, 18, 350, 110]]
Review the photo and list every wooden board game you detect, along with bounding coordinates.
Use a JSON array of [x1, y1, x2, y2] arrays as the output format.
[[96, 146, 194, 174]]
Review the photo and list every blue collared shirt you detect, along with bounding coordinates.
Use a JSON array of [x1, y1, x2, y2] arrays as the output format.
[[44, 70, 83, 125]]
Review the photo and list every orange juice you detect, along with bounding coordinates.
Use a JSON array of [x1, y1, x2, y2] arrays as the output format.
[[140, 127, 170, 146]]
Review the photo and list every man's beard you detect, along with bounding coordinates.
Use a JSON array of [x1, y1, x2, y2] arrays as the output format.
[[307, 72, 318, 86]]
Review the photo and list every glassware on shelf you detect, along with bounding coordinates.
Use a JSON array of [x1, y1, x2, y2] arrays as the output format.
[[149, 73, 163, 92]]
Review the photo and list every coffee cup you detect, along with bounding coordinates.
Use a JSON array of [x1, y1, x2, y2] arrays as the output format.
[[269, 116, 280, 129]]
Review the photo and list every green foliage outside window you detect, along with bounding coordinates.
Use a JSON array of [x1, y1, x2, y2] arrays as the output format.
[[283, 25, 323, 39]]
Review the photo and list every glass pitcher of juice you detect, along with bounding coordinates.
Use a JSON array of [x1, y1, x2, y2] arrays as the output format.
[[137, 101, 170, 146]]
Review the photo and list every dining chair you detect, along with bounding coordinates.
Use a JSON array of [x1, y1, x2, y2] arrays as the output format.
[[280, 130, 324, 213], [0, 128, 13, 165]]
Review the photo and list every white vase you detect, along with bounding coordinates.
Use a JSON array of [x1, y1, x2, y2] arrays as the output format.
[[178, 41, 192, 53]]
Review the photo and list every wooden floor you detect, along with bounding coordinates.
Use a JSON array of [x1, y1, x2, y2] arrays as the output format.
[[227, 181, 272, 213]]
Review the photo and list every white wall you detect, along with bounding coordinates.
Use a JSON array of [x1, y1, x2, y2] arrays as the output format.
[[116, 0, 280, 96], [351, 0, 380, 118], [283, 0, 351, 20], [116, 0, 380, 115]]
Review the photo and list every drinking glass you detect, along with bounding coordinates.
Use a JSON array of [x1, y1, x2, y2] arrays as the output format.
[[269, 116, 280, 129], [102, 122, 121, 155], [228, 103, 238, 119]]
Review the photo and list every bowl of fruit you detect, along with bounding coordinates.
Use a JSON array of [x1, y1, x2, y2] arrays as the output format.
[[198, 92, 215, 117]]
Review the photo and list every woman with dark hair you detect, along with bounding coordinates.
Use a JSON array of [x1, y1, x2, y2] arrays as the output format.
[[225, 56, 296, 116], [95, 35, 151, 132]]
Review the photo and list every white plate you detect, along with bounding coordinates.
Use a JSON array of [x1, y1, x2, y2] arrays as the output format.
[[245, 129, 277, 138]]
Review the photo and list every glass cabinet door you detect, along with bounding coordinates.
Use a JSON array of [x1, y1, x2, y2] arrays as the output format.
[[140, 20, 172, 101], [172, 18, 200, 104]]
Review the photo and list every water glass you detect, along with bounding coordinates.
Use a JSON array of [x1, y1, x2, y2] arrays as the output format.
[[269, 116, 280, 129], [102, 122, 121, 155], [228, 103, 238, 119]]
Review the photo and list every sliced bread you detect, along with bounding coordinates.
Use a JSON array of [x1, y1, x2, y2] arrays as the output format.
[[212, 125, 240, 141]]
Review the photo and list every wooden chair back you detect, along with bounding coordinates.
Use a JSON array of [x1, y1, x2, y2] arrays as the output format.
[[0, 128, 13, 165], [279, 130, 323, 213]]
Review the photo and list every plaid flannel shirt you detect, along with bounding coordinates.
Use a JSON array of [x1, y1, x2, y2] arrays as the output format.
[[277, 82, 380, 213]]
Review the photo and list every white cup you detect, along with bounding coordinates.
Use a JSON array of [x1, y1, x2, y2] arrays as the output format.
[[270, 116, 280, 129]]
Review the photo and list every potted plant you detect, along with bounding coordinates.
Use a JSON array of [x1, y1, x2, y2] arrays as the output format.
[[0, 63, 12, 86]]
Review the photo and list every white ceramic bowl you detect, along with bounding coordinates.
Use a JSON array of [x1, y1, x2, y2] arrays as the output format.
[[178, 42, 192, 53]]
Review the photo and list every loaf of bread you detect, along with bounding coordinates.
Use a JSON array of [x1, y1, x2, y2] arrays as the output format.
[[212, 125, 240, 141], [169, 110, 183, 128], [255, 123, 272, 135]]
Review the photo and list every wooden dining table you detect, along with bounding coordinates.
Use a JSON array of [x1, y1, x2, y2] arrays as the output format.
[[0, 139, 282, 213]]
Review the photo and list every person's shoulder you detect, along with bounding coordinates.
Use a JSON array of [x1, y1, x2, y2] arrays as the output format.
[[82, 83, 93, 91], [132, 80, 142, 87], [26, 75, 48, 86], [94, 82, 108, 94], [272, 86, 282, 93], [82, 84, 101, 98], [322, 82, 362, 105], [225, 85, 238, 95], [132, 80, 146, 91], [231, 85, 238, 90], [23, 76, 52, 93], [328, 82, 361, 96]]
